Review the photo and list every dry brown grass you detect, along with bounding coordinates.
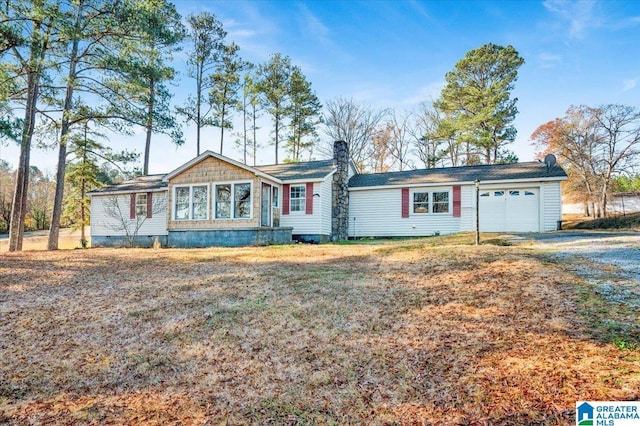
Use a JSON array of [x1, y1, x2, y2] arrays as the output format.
[[1, 239, 639, 425]]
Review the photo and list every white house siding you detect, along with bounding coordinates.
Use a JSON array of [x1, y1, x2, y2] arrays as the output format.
[[320, 176, 332, 235], [348, 186, 462, 237], [90, 192, 168, 237], [279, 181, 323, 235], [542, 181, 562, 231], [459, 185, 475, 232]]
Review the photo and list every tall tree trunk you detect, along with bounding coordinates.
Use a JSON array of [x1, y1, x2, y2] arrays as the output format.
[[80, 177, 86, 245], [252, 103, 257, 166], [143, 77, 155, 175], [219, 102, 225, 154], [274, 112, 279, 164], [196, 65, 202, 156], [8, 71, 40, 251], [48, 24, 81, 250]]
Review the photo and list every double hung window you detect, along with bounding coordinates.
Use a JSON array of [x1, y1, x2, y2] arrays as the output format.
[[215, 182, 252, 219], [290, 185, 305, 212], [174, 185, 208, 220], [412, 190, 450, 214]]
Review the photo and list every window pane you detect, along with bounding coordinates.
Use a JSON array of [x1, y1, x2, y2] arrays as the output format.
[[433, 192, 449, 203], [290, 185, 305, 212], [192, 185, 208, 220], [480, 192, 490, 197], [272, 187, 279, 207], [216, 184, 231, 219], [509, 190, 520, 196], [136, 194, 147, 217], [175, 187, 189, 220], [234, 183, 251, 218], [432, 191, 449, 213], [524, 190, 535, 196], [433, 202, 449, 213], [413, 192, 429, 213], [494, 191, 504, 197]]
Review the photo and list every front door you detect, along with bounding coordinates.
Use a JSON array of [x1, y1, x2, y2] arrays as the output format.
[[261, 183, 272, 227]]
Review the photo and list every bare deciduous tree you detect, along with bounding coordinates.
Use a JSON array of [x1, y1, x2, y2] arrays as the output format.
[[103, 194, 166, 247], [322, 97, 388, 171]]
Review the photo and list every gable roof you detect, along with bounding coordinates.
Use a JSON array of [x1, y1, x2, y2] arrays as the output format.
[[88, 174, 167, 195], [256, 159, 336, 181], [163, 150, 280, 182], [348, 161, 568, 188]]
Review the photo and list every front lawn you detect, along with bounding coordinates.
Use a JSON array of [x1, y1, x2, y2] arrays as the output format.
[[1, 238, 638, 424]]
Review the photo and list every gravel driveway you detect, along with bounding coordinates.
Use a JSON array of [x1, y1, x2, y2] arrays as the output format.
[[511, 230, 640, 307]]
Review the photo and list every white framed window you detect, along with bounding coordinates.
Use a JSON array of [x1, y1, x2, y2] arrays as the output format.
[[174, 184, 209, 220], [175, 187, 190, 220], [432, 191, 449, 213], [412, 190, 450, 214], [135, 193, 147, 217], [215, 182, 252, 219], [290, 185, 305, 212], [272, 186, 279, 208], [215, 184, 231, 219], [234, 183, 251, 218]]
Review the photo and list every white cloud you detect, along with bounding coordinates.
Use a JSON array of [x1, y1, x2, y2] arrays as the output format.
[[622, 77, 639, 92], [543, 0, 602, 39], [537, 52, 562, 69], [397, 81, 445, 107], [297, 4, 331, 46]]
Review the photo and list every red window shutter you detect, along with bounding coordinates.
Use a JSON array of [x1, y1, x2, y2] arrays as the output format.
[[401, 188, 409, 218], [305, 182, 313, 215], [130, 193, 136, 219], [147, 192, 153, 219], [453, 185, 461, 218], [282, 184, 290, 215]]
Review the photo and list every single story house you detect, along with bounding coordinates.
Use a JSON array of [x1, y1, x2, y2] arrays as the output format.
[[89, 141, 568, 247]]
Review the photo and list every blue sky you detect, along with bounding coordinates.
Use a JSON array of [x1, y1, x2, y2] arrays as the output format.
[[3, 0, 640, 174]]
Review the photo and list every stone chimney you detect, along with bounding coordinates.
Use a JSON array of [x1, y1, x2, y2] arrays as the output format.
[[331, 140, 349, 241]]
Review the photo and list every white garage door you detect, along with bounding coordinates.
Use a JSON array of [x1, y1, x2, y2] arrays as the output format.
[[479, 188, 539, 232]]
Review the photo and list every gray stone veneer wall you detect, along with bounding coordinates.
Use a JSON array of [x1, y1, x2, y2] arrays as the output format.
[[91, 235, 168, 248], [167, 227, 293, 248], [331, 140, 350, 241]]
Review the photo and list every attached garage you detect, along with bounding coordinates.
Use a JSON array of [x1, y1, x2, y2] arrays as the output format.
[[348, 161, 567, 237], [479, 188, 539, 232]]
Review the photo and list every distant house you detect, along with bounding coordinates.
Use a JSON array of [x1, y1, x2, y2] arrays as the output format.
[[88, 141, 567, 247], [563, 192, 640, 216]]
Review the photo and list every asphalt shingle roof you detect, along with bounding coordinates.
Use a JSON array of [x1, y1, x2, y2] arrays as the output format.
[[88, 174, 167, 194], [348, 161, 567, 188], [88, 160, 566, 194], [256, 159, 336, 181]]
